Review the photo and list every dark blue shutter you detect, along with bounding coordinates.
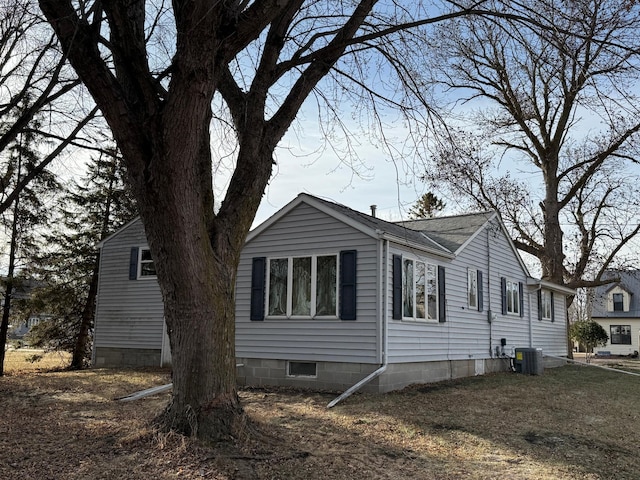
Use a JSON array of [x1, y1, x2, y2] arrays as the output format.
[[392, 255, 402, 320], [501, 277, 507, 315], [537, 290, 543, 321], [519, 282, 524, 317], [340, 250, 357, 320], [438, 265, 446, 323], [129, 247, 139, 280], [250, 257, 266, 321], [477, 270, 483, 312], [550, 291, 555, 322]]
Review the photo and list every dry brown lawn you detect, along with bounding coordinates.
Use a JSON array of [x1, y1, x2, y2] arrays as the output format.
[[1, 351, 639, 479]]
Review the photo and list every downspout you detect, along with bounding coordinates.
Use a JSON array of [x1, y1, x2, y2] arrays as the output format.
[[530, 285, 541, 348], [487, 228, 493, 358], [528, 291, 533, 347], [328, 235, 388, 408]]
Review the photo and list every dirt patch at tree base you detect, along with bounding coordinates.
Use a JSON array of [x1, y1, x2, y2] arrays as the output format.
[[2, 365, 639, 479]]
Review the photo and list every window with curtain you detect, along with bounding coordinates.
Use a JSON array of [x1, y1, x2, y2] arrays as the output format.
[[139, 248, 156, 277], [541, 290, 552, 320], [267, 255, 338, 318], [506, 279, 520, 315], [468, 268, 478, 308], [402, 258, 438, 321]]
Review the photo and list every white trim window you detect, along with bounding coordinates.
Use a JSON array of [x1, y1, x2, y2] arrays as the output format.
[[541, 290, 552, 320], [468, 268, 478, 309], [612, 293, 624, 312], [139, 248, 156, 278], [502, 277, 522, 315], [266, 255, 338, 318], [402, 258, 437, 321]]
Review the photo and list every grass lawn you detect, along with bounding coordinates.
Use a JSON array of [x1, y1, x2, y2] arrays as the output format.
[[1, 354, 638, 479]]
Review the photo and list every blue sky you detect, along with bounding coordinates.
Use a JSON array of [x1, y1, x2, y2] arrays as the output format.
[[252, 141, 434, 227]]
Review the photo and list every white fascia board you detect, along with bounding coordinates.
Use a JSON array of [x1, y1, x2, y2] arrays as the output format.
[[246, 193, 380, 244], [245, 195, 305, 243], [419, 232, 453, 255], [380, 233, 455, 259], [491, 213, 532, 277], [526, 277, 575, 296], [453, 211, 497, 255], [96, 216, 142, 248]]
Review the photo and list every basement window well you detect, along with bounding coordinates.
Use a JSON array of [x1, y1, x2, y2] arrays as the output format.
[[287, 361, 317, 377]]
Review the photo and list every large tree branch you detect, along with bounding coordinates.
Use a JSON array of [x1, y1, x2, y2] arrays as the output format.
[[38, 0, 152, 173], [558, 121, 640, 209], [0, 105, 100, 215]]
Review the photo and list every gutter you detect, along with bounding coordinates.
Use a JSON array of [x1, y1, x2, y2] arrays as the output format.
[[327, 237, 390, 408], [377, 232, 455, 259], [526, 278, 575, 296]]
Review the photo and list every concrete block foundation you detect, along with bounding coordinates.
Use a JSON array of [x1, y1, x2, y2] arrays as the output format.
[[94, 347, 161, 368], [237, 356, 530, 393]]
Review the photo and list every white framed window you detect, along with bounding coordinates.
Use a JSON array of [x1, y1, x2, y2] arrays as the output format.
[[138, 248, 156, 278], [402, 258, 437, 321], [266, 254, 338, 318], [612, 293, 624, 312], [506, 279, 519, 315], [541, 290, 552, 320], [611, 325, 632, 345], [468, 268, 478, 309]]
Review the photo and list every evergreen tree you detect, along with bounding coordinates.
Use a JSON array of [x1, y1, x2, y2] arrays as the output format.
[[26, 147, 137, 368], [0, 125, 58, 375], [408, 192, 446, 219]]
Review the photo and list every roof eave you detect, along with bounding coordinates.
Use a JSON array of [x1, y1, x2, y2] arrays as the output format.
[[245, 193, 380, 244], [526, 278, 575, 296], [380, 233, 455, 259]]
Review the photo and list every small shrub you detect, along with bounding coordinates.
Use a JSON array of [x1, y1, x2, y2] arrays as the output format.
[[25, 354, 44, 364], [570, 321, 609, 362]]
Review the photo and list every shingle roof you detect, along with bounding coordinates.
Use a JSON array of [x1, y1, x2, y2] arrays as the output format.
[[396, 212, 495, 253], [592, 270, 640, 318], [304, 194, 493, 256]]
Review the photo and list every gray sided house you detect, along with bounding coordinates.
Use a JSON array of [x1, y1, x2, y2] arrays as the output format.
[[590, 270, 640, 356], [94, 193, 572, 392]]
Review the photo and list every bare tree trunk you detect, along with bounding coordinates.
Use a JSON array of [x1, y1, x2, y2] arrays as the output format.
[[70, 262, 99, 369], [0, 280, 13, 376], [0, 165, 21, 376], [158, 250, 245, 439], [38, 0, 371, 440]]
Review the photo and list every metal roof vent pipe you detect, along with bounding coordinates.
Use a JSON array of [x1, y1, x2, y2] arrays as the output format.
[[370, 205, 377, 218]]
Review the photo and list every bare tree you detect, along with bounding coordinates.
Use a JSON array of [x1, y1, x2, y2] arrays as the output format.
[[37, 0, 531, 441], [0, 0, 99, 216], [423, 0, 640, 294], [0, 128, 58, 375]]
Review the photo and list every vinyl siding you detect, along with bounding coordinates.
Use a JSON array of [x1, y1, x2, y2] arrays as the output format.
[[484, 224, 531, 353], [386, 239, 494, 363], [530, 291, 568, 356], [387, 218, 567, 362], [94, 219, 164, 350], [236, 202, 380, 363], [590, 318, 640, 355]]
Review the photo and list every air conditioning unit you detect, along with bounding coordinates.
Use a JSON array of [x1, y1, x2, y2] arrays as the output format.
[[514, 347, 544, 375]]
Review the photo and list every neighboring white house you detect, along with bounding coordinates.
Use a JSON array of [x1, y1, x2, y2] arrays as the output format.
[[590, 270, 640, 356], [93, 193, 572, 392]]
